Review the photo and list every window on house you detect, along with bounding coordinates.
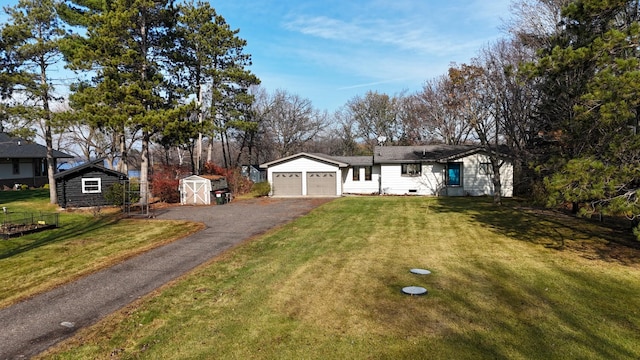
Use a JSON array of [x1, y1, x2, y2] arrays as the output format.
[[35, 159, 45, 176], [401, 163, 421, 176], [82, 178, 102, 194], [352, 166, 360, 181], [364, 166, 372, 181], [480, 162, 492, 175], [447, 163, 461, 186], [12, 159, 19, 175]]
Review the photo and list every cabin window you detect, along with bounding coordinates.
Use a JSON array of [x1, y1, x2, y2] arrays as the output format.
[[364, 166, 372, 181], [35, 158, 45, 176], [447, 163, 462, 186], [401, 163, 421, 176], [12, 159, 19, 175], [352, 166, 360, 181], [82, 178, 102, 194]]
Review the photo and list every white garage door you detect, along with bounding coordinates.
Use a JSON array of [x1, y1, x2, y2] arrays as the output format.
[[307, 172, 337, 196], [272, 172, 302, 196]]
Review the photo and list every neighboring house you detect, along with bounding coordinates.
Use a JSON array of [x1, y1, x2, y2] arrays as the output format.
[[260, 145, 513, 197], [0, 132, 73, 188], [54, 158, 129, 208], [241, 164, 267, 183]]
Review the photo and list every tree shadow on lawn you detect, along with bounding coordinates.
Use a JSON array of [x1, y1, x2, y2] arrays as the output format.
[[0, 214, 122, 260], [431, 258, 640, 359], [0, 189, 50, 204], [432, 198, 640, 266]]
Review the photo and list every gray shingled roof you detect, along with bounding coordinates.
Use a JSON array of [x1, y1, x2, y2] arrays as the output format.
[[54, 158, 128, 180], [0, 133, 74, 159], [324, 155, 373, 166], [260, 145, 500, 168], [260, 152, 350, 168], [373, 145, 481, 163]]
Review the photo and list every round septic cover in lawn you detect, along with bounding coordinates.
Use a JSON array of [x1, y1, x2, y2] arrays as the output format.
[[402, 286, 427, 295], [410, 268, 431, 275]]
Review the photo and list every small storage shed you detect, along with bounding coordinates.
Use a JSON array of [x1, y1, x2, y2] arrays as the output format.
[[54, 158, 128, 208], [179, 175, 213, 205]]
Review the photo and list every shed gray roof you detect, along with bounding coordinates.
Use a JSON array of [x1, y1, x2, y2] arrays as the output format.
[[373, 145, 482, 163], [0, 133, 73, 159]]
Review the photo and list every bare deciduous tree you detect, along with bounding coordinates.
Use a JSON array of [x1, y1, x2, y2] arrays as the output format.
[[414, 75, 474, 145], [503, 0, 571, 48], [261, 89, 326, 158]]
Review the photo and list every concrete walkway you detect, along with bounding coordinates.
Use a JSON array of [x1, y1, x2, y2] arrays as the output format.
[[0, 198, 330, 359]]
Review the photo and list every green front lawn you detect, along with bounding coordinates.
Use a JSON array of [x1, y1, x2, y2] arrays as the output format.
[[0, 190, 203, 308], [40, 197, 640, 359]]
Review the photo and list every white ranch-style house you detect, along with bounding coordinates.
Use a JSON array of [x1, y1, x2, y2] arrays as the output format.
[[260, 145, 513, 198]]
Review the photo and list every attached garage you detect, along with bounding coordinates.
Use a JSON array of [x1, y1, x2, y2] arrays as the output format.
[[260, 153, 347, 197], [307, 172, 336, 196], [272, 172, 302, 196]]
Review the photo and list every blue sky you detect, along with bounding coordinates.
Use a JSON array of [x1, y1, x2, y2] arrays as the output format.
[[212, 0, 513, 112], [0, 0, 514, 113]]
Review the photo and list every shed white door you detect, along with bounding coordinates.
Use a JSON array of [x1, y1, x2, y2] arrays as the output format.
[[307, 172, 336, 196], [183, 180, 210, 205], [272, 172, 302, 196]]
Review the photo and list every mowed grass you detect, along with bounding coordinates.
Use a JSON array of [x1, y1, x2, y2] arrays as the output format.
[[0, 190, 203, 308], [39, 196, 640, 359]]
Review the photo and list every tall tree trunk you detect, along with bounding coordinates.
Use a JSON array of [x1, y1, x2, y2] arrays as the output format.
[[40, 59, 57, 204], [140, 130, 149, 205], [221, 129, 228, 168], [45, 124, 57, 204], [196, 83, 204, 174], [225, 129, 233, 167], [491, 158, 502, 206], [118, 129, 127, 173]]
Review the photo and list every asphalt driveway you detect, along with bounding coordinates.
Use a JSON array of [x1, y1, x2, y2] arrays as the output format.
[[0, 197, 332, 359]]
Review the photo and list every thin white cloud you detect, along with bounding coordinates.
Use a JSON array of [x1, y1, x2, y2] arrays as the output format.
[[282, 12, 501, 60], [283, 15, 441, 54], [337, 78, 412, 91]]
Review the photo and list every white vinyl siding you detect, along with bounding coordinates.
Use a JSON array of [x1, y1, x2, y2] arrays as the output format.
[[459, 153, 513, 197], [381, 163, 433, 195], [342, 166, 380, 194], [377, 154, 513, 197]]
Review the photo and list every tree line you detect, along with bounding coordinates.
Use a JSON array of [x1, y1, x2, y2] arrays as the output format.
[[0, 0, 638, 238], [1, 0, 259, 204]]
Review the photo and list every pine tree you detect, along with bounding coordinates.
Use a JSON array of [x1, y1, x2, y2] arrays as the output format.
[[61, 0, 182, 204], [535, 0, 640, 237], [2, 0, 67, 204]]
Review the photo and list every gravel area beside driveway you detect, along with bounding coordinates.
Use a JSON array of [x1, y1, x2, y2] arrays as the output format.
[[0, 197, 331, 360]]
